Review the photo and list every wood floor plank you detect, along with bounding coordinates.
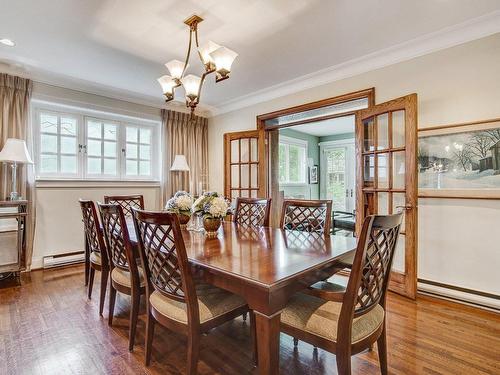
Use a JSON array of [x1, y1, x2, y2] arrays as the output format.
[[0, 265, 499, 375]]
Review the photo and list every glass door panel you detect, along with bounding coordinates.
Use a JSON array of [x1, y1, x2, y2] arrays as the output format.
[[356, 94, 418, 299], [325, 147, 347, 211], [224, 130, 266, 202]]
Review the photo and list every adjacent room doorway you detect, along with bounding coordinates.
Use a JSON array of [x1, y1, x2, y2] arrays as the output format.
[[223, 88, 418, 299]]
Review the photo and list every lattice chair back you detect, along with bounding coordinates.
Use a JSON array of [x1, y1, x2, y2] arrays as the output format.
[[104, 195, 144, 217], [79, 199, 107, 265], [99, 203, 132, 271], [343, 212, 403, 319], [132, 209, 197, 308], [280, 199, 332, 234], [233, 197, 271, 227]]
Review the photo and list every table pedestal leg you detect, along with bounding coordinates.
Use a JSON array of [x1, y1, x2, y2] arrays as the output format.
[[255, 311, 280, 375]]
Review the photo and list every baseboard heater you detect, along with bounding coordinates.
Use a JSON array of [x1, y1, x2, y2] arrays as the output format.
[[418, 279, 500, 312], [43, 251, 85, 269]]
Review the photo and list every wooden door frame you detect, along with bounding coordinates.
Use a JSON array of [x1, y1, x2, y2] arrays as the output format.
[[256, 88, 375, 226], [355, 93, 418, 299]]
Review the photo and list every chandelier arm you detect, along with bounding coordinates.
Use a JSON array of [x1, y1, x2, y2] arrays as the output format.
[[181, 28, 193, 78], [194, 71, 209, 106], [193, 25, 207, 70]]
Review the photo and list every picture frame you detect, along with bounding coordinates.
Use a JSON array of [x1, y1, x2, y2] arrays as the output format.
[[418, 117, 500, 199], [309, 165, 318, 184]]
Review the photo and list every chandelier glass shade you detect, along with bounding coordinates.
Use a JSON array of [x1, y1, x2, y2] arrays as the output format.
[[157, 15, 238, 115]]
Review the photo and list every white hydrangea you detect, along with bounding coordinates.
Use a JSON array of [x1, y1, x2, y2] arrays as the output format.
[[176, 195, 193, 211], [208, 197, 228, 218]]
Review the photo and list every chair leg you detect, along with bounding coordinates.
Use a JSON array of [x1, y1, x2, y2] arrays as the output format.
[[242, 312, 248, 322], [145, 311, 156, 366], [293, 338, 299, 347], [128, 290, 140, 351], [187, 332, 200, 375], [108, 285, 117, 326], [249, 310, 258, 366], [336, 347, 351, 375], [87, 267, 95, 299], [377, 321, 388, 375], [98, 269, 108, 316], [84, 240, 90, 286]]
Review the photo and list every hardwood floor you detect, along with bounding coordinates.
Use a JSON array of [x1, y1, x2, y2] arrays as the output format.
[[1, 265, 499, 375]]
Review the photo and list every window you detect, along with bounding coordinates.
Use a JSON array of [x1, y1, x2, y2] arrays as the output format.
[[34, 106, 159, 181], [278, 136, 307, 184]]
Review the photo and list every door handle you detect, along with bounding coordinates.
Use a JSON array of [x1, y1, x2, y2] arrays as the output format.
[[396, 204, 413, 211]]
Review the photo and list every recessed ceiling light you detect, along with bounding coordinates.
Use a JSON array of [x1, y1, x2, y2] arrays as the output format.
[[0, 38, 16, 47]]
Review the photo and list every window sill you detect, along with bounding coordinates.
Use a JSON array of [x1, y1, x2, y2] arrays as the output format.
[[36, 179, 161, 189]]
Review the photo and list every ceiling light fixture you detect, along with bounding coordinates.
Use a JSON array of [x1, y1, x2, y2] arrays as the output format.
[[158, 15, 238, 116], [0, 38, 16, 47]]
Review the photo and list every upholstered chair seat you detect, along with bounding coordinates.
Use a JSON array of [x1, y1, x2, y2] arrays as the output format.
[[89, 251, 101, 266], [150, 284, 246, 325], [281, 293, 384, 344], [308, 280, 346, 293], [111, 267, 145, 288]]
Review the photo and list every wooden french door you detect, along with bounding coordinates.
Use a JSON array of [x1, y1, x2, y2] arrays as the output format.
[[224, 130, 267, 200], [355, 94, 418, 299]]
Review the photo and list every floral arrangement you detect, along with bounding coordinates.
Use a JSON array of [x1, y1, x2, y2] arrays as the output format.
[[165, 191, 193, 216], [192, 191, 230, 219]]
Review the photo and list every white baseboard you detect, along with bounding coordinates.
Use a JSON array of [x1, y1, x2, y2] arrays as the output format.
[[418, 281, 500, 312]]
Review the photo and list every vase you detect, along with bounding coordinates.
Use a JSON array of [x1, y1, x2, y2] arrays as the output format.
[[178, 213, 191, 229], [203, 217, 222, 237]]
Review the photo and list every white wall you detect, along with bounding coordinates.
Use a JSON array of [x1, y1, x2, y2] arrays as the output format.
[[29, 83, 163, 268], [208, 34, 500, 299]]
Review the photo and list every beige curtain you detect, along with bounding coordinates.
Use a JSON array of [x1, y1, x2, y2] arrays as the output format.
[[161, 109, 208, 205], [0, 74, 35, 270]]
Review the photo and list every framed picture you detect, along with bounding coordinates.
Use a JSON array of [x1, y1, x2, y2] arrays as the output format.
[[418, 118, 500, 199], [309, 165, 318, 184]]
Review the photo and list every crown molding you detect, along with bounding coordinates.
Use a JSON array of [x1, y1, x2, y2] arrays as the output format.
[[213, 10, 500, 116]]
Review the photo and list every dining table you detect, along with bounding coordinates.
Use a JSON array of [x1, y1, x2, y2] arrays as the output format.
[[125, 220, 357, 375]]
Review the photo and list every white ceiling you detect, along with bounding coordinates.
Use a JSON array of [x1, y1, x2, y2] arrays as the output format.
[[1, 0, 500, 114], [288, 115, 355, 137]]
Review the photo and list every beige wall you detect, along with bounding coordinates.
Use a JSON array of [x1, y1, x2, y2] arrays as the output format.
[[29, 83, 163, 268], [208, 34, 500, 302]]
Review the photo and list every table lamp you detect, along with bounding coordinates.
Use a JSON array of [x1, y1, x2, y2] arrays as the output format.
[[0, 138, 34, 200], [170, 154, 191, 193]]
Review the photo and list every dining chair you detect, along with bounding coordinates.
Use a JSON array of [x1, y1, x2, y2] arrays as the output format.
[[280, 199, 332, 234], [79, 199, 109, 316], [233, 197, 272, 227], [280, 212, 403, 375], [99, 203, 146, 351], [104, 194, 144, 217], [132, 209, 250, 374], [232, 197, 271, 321]]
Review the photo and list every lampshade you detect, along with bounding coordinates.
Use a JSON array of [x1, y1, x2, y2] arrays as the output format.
[[0, 138, 33, 164], [197, 40, 221, 65], [170, 155, 190, 171], [181, 74, 202, 98], [209, 46, 238, 73], [157, 75, 177, 96], [165, 60, 187, 80]]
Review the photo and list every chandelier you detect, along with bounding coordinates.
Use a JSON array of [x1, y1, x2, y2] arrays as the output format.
[[157, 15, 238, 115]]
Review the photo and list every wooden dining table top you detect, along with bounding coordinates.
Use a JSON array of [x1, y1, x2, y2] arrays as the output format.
[[126, 220, 357, 290]]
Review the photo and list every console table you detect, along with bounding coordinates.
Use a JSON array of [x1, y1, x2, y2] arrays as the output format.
[[0, 200, 27, 279]]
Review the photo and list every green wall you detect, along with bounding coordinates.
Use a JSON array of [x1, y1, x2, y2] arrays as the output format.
[[278, 128, 320, 199]]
